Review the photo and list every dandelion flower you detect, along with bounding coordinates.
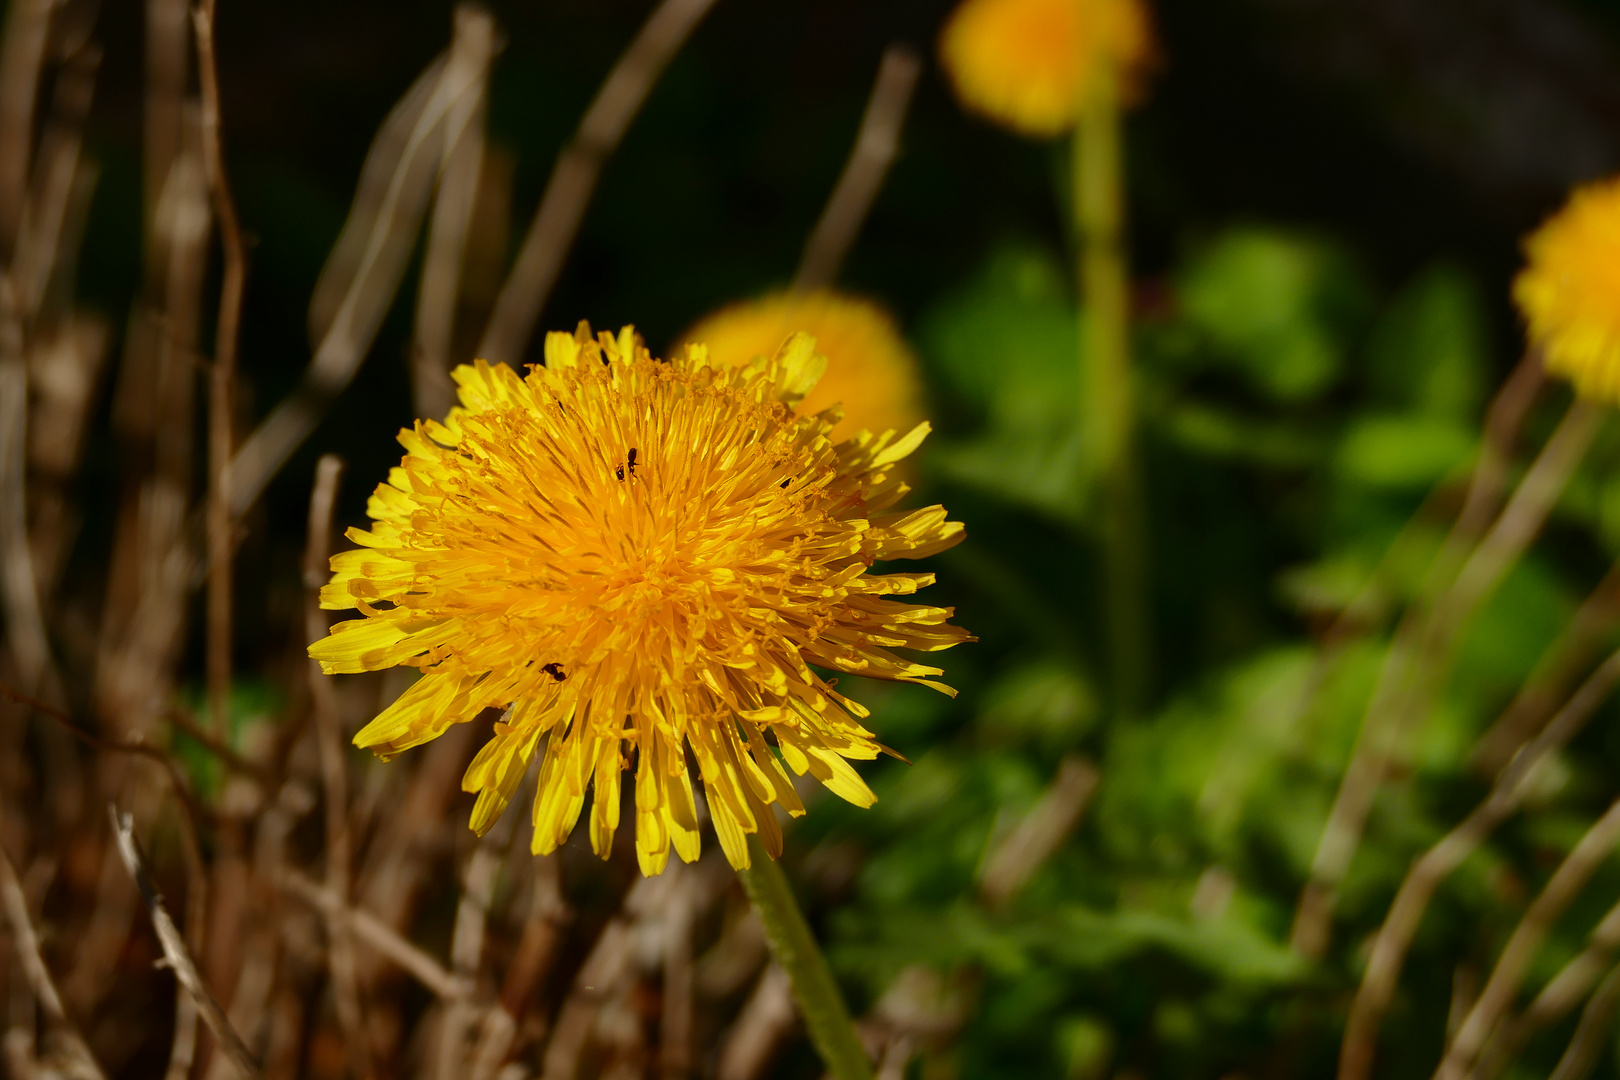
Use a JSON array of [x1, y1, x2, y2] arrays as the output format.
[[685, 291, 925, 440], [1514, 176, 1620, 405], [939, 0, 1153, 138], [310, 323, 970, 874]]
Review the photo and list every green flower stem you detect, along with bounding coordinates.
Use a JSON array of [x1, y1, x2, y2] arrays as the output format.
[[737, 837, 873, 1080], [1073, 59, 1149, 717]]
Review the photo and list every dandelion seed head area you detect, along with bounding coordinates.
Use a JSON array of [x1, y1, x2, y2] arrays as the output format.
[[1515, 174, 1620, 404], [939, 0, 1152, 137], [308, 322, 970, 874]]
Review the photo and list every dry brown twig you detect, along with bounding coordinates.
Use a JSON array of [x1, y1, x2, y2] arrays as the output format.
[[437, 797, 516, 1080], [979, 755, 1099, 908], [226, 5, 496, 519], [1432, 795, 1620, 1080], [109, 807, 263, 1079], [1296, 387, 1596, 961], [792, 44, 921, 294], [194, 0, 250, 745], [413, 4, 494, 420], [279, 869, 471, 1000], [1547, 963, 1620, 1080], [1338, 646, 1620, 1080], [301, 454, 375, 1080], [477, 0, 720, 366], [0, 0, 53, 255], [717, 963, 796, 1080], [1470, 891, 1620, 1080], [0, 841, 105, 1080]]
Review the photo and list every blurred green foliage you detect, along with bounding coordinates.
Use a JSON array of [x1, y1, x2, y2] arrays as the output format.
[[785, 218, 1620, 1079]]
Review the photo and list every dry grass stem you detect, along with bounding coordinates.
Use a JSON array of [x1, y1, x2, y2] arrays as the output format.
[[414, 4, 495, 421], [1472, 557, 1620, 774], [1547, 963, 1620, 1080], [280, 869, 471, 1000], [0, 0, 52, 254], [717, 963, 796, 1080], [540, 917, 635, 1080], [1297, 391, 1597, 960], [477, 0, 720, 366], [792, 44, 921, 293], [302, 454, 375, 1079], [1433, 795, 1620, 1080], [1338, 646, 1620, 1080], [0, 301, 54, 695], [228, 8, 496, 518], [980, 755, 1099, 907], [110, 807, 263, 1079], [0, 841, 105, 1080], [195, 0, 250, 744]]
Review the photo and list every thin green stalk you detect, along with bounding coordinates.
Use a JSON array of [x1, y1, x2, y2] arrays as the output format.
[[1073, 59, 1148, 716], [737, 837, 873, 1080]]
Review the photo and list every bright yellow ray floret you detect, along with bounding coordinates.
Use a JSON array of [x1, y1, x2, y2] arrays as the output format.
[[309, 323, 970, 874], [684, 290, 925, 442], [1514, 175, 1620, 405], [939, 0, 1153, 138]]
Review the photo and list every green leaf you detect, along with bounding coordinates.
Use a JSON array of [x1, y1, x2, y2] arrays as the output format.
[[1364, 264, 1489, 421], [1335, 413, 1475, 490], [1175, 226, 1370, 402]]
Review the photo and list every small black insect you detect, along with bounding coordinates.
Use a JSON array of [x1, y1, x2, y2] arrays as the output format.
[[616, 448, 640, 482], [541, 662, 567, 682]]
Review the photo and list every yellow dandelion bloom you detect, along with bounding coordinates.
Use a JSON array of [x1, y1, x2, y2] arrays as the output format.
[[310, 323, 970, 874], [1514, 176, 1620, 404], [939, 0, 1153, 138], [684, 291, 925, 441]]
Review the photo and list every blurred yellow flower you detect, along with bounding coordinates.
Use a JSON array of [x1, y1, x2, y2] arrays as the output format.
[[1515, 176, 1620, 404], [684, 291, 926, 441], [939, 0, 1153, 138], [310, 323, 969, 874]]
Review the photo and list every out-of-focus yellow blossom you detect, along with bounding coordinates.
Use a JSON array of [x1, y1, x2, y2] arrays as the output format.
[[310, 323, 970, 874], [684, 291, 926, 442], [939, 0, 1153, 138], [1515, 176, 1620, 404]]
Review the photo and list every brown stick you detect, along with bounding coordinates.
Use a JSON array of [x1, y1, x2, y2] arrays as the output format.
[[1472, 558, 1620, 775], [717, 963, 797, 1080], [0, 0, 51, 257], [194, 0, 249, 744], [1433, 795, 1620, 1080], [1296, 392, 1597, 960], [0, 279, 54, 697], [476, 0, 720, 365], [279, 869, 470, 1000], [1547, 963, 1620, 1080], [1472, 893, 1620, 1080], [436, 798, 515, 1079], [0, 842, 106, 1079], [663, 862, 696, 1080], [979, 756, 1098, 908], [302, 454, 374, 1079], [226, 10, 493, 519], [413, 4, 493, 421], [110, 806, 263, 1079], [1337, 647, 1620, 1080], [539, 918, 635, 1080], [792, 45, 920, 294]]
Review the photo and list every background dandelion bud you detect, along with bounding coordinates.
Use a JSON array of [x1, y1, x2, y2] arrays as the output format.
[[1513, 175, 1620, 404], [939, 0, 1154, 138], [309, 323, 969, 875], [683, 290, 927, 442]]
